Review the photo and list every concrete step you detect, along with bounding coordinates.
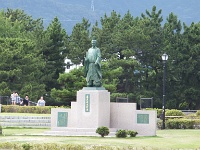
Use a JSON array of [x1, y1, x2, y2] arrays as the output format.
[[0, 115, 51, 128], [0, 116, 50, 119], [44, 128, 118, 136], [1, 122, 51, 128], [0, 119, 50, 123], [44, 131, 117, 136]]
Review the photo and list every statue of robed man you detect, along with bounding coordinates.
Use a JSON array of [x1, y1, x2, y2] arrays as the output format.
[[84, 39, 102, 87]]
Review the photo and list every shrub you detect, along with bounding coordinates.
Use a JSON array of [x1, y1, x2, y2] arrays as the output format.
[[157, 120, 162, 129], [157, 109, 163, 118], [166, 119, 195, 129], [193, 120, 200, 129], [165, 109, 184, 116], [0, 125, 2, 135], [196, 110, 200, 116], [22, 143, 32, 150], [185, 113, 197, 119], [96, 126, 109, 137], [115, 129, 127, 138], [127, 130, 138, 137]]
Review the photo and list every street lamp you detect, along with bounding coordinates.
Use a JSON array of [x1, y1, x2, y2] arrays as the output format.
[[161, 53, 168, 129]]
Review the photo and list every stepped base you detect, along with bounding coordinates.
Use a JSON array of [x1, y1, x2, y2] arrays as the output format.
[[1, 122, 50, 128], [0, 116, 51, 128], [44, 128, 118, 137]]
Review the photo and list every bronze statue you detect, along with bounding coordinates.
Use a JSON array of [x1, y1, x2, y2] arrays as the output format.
[[84, 39, 102, 87]]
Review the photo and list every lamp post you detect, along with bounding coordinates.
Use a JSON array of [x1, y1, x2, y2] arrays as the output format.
[[161, 53, 168, 129]]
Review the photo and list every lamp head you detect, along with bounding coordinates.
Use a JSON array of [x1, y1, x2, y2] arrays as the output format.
[[162, 53, 168, 61]]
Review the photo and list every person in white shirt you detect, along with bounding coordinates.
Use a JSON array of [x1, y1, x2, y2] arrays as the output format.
[[37, 96, 45, 106], [11, 91, 18, 105]]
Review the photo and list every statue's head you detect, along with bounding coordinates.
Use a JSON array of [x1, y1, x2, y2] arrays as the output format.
[[91, 39, 96, 47]]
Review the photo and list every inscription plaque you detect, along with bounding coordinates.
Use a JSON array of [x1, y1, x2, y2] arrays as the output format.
[[85, 94, 90, 112], [137, 114, 149, 124], [57, 112, 68, 127]]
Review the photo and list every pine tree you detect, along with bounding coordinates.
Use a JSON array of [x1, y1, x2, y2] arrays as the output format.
[[68, 18, 91, 65], [41, 17, 68, 92]]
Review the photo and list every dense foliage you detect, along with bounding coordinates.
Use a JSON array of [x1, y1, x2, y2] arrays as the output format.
[[165, 109, 184, 116], [0, 6, 200, 109], [165, 119, 200, 129], [115, 129, 127, 138], [96, 126, 110, 137]]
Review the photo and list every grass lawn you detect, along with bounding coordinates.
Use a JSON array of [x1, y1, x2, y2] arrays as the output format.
[[0, 128, 200, 149]]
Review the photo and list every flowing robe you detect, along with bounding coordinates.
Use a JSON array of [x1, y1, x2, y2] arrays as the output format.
[[85, 47, 102, 87]]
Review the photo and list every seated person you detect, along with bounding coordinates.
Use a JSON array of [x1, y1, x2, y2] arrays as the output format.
[[19, 98, 23, 106], [23, 95, 29, 106]]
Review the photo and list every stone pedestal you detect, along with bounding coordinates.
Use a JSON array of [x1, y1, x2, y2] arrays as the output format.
[[74, 87, 110, 128], [48, 87, 111, 136], [47, 87, 157, 136]]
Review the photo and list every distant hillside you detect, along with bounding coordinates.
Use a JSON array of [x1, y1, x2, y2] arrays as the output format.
[[0, 0, 199, 34]]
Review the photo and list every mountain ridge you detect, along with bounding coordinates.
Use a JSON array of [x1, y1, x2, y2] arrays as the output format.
[[0, 0, 199, 34]]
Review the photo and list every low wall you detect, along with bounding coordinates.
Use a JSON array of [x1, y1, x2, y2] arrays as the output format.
[[110, 103, 157, 136]]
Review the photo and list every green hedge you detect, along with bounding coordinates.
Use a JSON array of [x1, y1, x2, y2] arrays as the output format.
[[196, 110, 200, 116], [165, 119, 200, 129], [146, 108, 185, 118], [165, 109, 184, 116], [1, 105, 69, 114]]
